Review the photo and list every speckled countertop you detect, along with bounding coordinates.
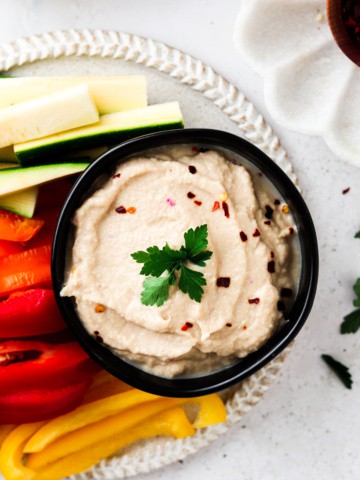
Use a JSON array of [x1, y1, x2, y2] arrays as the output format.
[[0, 1, 359, 479]]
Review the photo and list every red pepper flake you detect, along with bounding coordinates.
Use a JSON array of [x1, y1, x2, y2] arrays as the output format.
[[277, 301, 286, 312], [253, 228, 261, 237], [94, 304, 106, 313], [191, 146, 199, 152], [112, 173, 121, 179], [264, 205, 274, 219], [243, 325, 247, 330], [212, 201, 220, 212], [194, 200, 202, 206], [93, 331, 104, 343], [289, 227, 294, 235], [248, 298, 260, 304], [258, 172, 263, 177], [281, 287, 293, 298], [115, 206, 126, 214], [187, 192, 195, 199], [264, 220, 271, 226], [222, 201, 230, 218], [127, 207, 136, 214], [216, 277, 231, 288], [270, 251, 275, 259], [189, 165, 197, 174], [274, 199, 281, 206], [267, 260, 275, 273], [94, 330, 99, 335], [240, 231, 248, 242], [181, 322, 193, 331], [342, 187, 350, 195], [226, 323, 232, 327]]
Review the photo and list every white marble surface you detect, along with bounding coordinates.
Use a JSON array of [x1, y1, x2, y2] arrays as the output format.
[[0, 1, 359, 479]]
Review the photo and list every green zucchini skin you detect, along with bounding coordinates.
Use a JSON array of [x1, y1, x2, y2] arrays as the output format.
[[16, 122, 184, 167]]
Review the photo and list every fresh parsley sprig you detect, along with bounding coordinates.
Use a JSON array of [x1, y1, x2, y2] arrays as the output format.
[[340, 231, 360, 334], [131, 225, 213, 307]]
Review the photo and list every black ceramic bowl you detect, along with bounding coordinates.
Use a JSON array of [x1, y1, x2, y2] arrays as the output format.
[[52, 129, 318, 397]]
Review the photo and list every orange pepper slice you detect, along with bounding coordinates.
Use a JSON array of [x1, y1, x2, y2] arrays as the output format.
[[0, 210, 43, 242]]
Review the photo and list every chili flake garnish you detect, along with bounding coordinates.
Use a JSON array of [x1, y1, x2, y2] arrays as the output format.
[[112, 173, 121, 179], [216, 277, 231, 288], [253, 228, 261, 237], [222, 201, 230, 218], [226, 323, 232, 327], [289, 227, 294, 235], [342, 187, 350, 195], [127, 207, 137, 214], [281, 287, 293, 298], [115, 206, 126, 214], [166, 198, 176, 207], [243, 325, 247, 330], [212, 201, 220, 212], [282, 205, 289, 214], [95, 335, 104, 343], [194, 200, 202, 206], [264, 220, 271, 226], [267, 260, 275, 273], [274, 199, 281, 206], [191, 146, 199, 153], [277, 301, 286, 312], [248, 298, 260, 304], [189, 165, 197, 174], [181, 322, 193, 331], [270, 251, 275, 259], [264, 205, 274, 219], [240, 231, 248, 242], [94, 304, 106, 313], [187, 192, 196, 199]]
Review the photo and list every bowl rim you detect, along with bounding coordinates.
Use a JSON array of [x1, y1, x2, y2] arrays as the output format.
[[52, 128, 319, 397]]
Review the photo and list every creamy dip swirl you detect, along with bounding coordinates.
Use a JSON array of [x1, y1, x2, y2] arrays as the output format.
[[61, 147, 297, 377]]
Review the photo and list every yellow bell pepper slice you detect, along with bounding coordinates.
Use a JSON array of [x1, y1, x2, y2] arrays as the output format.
[[191, 393, 227, 428], [0, 425, 16, 450], [0, 422, 44, 480], [24, 388, 159, 453], [30, 407, 195, 480], [26, 393, 226, 471], [82, 379, 131, 404], [26, 397, 183, 470]]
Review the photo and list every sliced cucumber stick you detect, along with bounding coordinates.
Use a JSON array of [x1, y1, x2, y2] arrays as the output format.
[[0, 163, 89, 196], [0, 187, 39, 218], [0, 76, 147, 114], [0, 84, 99, 148], [15, 102, 184, 166]]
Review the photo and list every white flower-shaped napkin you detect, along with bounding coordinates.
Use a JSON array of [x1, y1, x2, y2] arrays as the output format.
[[234, 0, 360, 167]]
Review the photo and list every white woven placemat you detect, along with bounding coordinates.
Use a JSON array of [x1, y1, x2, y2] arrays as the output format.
[[0, 29, 297, 479]]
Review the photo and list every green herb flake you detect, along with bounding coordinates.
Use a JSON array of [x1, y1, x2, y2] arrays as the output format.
[[321, 354, 353, 389], [132, 224, 213, 307], [355, 231, 360, 239]]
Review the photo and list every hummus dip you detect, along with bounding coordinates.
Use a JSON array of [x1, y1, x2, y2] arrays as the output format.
[[61, 147, 298, 377]]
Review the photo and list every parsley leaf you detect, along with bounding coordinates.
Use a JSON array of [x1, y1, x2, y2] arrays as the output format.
[[355, 231, 360, 238], [189, 250, 213, 267], [341, 309, 360, 334], [178, 265, 206, 302], [321, 354, 353, 389], [183, 224, 209, 257], [141, 276, 171, 307], [132, 224, 213, 306], [353, 278, 360, 307]]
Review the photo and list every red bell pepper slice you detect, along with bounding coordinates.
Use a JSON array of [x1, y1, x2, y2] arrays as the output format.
[[0, 340, 99, 393], [0, 289, 66, 338], [0, 239, 24, 257], [0, 379, 92, 424], [0, 244, 51, 297], [0, 209, 44, 242]]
